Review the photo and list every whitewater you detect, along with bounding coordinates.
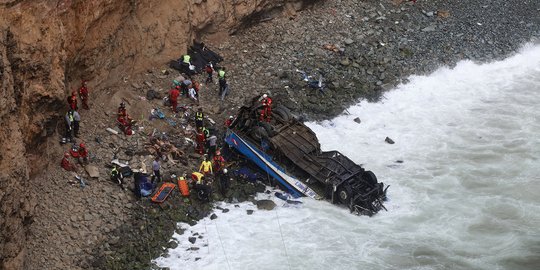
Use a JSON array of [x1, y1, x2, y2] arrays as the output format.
[[154, 44, 540, 270]]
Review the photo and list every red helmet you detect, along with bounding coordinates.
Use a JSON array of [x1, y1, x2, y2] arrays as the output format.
[[72, 91, 76, 96], [79, 143, 85, 148]]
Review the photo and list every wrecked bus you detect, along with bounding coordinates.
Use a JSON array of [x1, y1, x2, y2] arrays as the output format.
[[224, 96, 388, 216]]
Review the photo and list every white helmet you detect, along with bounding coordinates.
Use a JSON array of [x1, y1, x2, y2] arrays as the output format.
[[262, 94, 268, 98], [223, 168, 228, 174], [229, 115, 234, 119]]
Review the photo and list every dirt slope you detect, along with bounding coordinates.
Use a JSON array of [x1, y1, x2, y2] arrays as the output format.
[[0, 0, 315, 268]]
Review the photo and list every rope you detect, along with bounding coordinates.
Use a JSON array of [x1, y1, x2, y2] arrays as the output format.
[[275, 208, 292, 270], [213, 220, 232, 270]]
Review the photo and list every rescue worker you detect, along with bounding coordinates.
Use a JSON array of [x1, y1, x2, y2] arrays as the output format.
[[182, 54, 191, 65], [219, 168, 231, 196], [205, 62, 214, 83], [191, 171, 205, 184], [117, 115, 133, 135], [224, 115, 234, 127], [67, 91, 78, 110], [212, 149, 226, 172], [199, 156, 213, 175], [118, 102, 129, 119], [61, 152, 75, 171], [195, 108, 204, 129], [78, 143, 89, 165], [192, 80, 201, 99], [117, 102, 134, 135], [218, 67, 227, 98], [195, 127, 206, 154], [65, 110, 81, 141], [151, 156, 161, 183], [79, 80, 89, 110], [188, 85, 198, 103], [202, 126, 210, 139], [169, 85, 181, 112], [259, 93, 273, 122], [207, 133, 217, 158], [191, 171, 211, 202], [110, 165, 124, 186]]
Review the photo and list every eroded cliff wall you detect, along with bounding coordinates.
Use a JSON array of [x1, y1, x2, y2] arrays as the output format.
[[0, 0, 316, 268]]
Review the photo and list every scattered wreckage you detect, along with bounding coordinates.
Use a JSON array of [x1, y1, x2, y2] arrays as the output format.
[[225, 96, 388, 216]]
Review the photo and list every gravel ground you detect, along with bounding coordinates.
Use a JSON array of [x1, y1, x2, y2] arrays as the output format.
[[218, 0, 539, 119]]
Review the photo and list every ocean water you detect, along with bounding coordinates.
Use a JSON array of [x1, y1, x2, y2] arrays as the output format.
[[154, 44, 540, 270]]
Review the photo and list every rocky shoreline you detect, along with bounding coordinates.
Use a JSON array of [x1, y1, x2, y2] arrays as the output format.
[[24, 0, 539, 269]]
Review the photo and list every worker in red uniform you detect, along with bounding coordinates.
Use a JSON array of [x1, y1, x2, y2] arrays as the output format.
[[118, 102, 128, 118], [79, 81, 89, 110], [117, 115, 133, 135], [169, 85, 180, 113], [192, 80, 201, 99], [259, 93, 272, 122], [195, 127, 206, 154], [118, 101, 134, 122], [224, 115, 234, 127], [212, 149, 226, 172], [205, 62, 214, 83], [78, 143, 89, 164], [67, 91, 78, 110], [61, 152, 76, 171]]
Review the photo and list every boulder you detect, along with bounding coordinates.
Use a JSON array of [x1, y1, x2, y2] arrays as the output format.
[[256, 200, 276, 210], [385, 137, 395, 144], [85, 165, 100, 178], [353, 117, 361, 124]]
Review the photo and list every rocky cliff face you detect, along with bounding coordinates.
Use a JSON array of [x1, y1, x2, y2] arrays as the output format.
[[0, 0, 316, 268]]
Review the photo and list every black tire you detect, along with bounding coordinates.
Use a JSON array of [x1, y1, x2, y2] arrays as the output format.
[[258, 122, 276, 137], [337, 184, 353, 206], [243, 119, 252, 131], [362, 171, 378, 186], [273, 105, 291, 122], [250, 126, 268, 141]]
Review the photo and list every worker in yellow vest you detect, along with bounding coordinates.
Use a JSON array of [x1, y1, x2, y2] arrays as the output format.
[[199, 157, 213, 175], [183, 54, 191, 65]]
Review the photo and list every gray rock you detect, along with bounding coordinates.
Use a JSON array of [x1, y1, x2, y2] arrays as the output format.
[[344, 38, 354, 45], [340, 59, 351, 66], [246, 209, 254, 215], [168, 241, 178, 249], [256, 200, 276, 210], [188, 237, 197, 244], [210, 213, 218, 220], [353, 117, 361, 124], [385, 137, 395, 144], [421, 25, 437, 32]]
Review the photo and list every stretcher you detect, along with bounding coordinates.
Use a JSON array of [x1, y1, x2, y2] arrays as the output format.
[[151, 183, 176, 203]]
